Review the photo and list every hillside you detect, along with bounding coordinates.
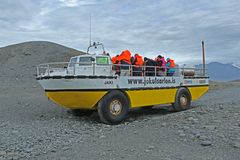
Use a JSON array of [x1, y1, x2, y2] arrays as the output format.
[[196, 62, 240, 81], [0, 41, 85, 85], [0, 41, 85, 65]]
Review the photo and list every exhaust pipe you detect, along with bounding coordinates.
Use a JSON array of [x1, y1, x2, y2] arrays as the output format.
[[202, 41, 206, 76]]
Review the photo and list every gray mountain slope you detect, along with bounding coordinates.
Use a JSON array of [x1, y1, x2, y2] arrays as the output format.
[[0, 41, 85, 86], [196, 62, 240, 81]]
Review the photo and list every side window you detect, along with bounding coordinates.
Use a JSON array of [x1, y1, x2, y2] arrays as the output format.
[[69, 57, 78, 67], [79, 57, 92, 65], [96, 57, 109, 65]]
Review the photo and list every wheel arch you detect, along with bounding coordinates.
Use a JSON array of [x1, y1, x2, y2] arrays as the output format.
[[118, 89, 132, 107]]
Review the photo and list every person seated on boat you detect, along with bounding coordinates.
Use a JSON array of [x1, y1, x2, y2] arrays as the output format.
[[118, 50, 131, 70], [111, 55, 119, 68], [111, 55, 121, 75], [130, 56, 135, 65], [155, 55, 166, 76], [166, 58, 175, 76], [144, 57, 159, 76], [111, 55, 119, 64], [132, 53, 144, 76]]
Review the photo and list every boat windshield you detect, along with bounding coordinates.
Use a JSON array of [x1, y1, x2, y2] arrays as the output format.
[[96, 57, 109, 65], [69, 57, 78, 67], [79, 57, 92, 65]]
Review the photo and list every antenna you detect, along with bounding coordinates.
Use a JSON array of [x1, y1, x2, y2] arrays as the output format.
[[202, 41, 206, 76], [89, 14, 92, 46]]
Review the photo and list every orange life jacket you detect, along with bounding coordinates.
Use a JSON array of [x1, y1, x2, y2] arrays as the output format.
[[134, 54, 144, 66], [118, 50, 131, 64], [169, 59, 175, 68], [111, 56, 118, 64]]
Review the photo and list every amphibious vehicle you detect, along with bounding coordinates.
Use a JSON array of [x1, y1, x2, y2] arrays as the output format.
[[37, 42, 209, 124]]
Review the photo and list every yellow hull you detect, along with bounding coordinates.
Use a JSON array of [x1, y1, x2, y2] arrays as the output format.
[[45, 86, 209, 109], [127, 86, 209, 107], [188, 86, 209, 100], [127, 88, 177, 107], [46, 91, 107, 109]]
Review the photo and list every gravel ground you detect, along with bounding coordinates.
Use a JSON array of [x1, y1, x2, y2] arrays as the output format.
[[0, 42, 239, 160], [0, 81, 240, 160]]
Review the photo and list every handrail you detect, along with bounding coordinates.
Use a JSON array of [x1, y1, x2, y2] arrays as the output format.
[[36, 62, 208, 78], [87, 42, 105, 54]]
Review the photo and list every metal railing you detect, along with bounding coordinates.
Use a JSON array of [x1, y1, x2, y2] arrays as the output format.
[[111, 64, 207, 77], [36, 62, 208, 78]]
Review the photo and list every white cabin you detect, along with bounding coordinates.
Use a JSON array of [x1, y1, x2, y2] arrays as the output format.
[[67, 54, 112, 76]]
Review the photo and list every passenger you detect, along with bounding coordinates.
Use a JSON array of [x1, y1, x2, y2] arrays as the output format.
[[118, 50, 132, 70], [166, 58, 175, 76], [132, 53, 144, 76], [111, 55, 119, 64], [130, 56, 135, 65], [111, 55, 120, 75], [155, 55, 166, 76], [103, 51, 110, 56], [114, 50, 132, 76], [144, 57, 159, 76]]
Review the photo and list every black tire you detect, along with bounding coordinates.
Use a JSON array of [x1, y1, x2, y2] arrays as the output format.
[[70, 109, 94, 116], [172, 87, 191, 112], [97, 90, 129, 125]]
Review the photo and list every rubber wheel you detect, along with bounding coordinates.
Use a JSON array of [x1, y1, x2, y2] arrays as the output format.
[[172, 87, 191, 112], [70, 109, 94, 116], [97, 90, 129, 125]]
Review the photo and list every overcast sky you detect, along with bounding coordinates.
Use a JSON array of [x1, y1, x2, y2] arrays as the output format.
[[0, 0, 240, 65]]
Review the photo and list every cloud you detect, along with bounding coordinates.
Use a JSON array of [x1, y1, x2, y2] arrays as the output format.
[[59, 0, 79, 7], [0, 0, 239, 65], [59, 0, 98, 7]]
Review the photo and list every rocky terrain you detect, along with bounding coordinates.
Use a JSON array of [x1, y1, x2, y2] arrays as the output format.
[[0, 42, 240, 160]]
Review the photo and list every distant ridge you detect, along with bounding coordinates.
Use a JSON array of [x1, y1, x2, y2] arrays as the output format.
[[229, 79, 240, 82], [196, 62, 240, 81]]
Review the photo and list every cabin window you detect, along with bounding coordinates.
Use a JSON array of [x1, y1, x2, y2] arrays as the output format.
[[96, 57, 109, 65], [69, 57, 78, 67], [79, 57, 92, 65]]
